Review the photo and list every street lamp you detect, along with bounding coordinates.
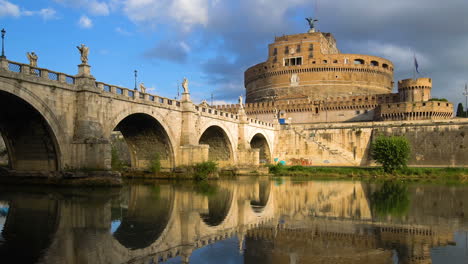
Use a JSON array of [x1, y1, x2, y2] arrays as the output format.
[[1, 28, 6, 58], [134, 70, 137, 91], [463, 83, 468, 118]]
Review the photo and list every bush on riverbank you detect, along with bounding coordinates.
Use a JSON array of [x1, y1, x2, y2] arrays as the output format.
[[149, 153, 161, 173], [372, 135, 411, 173], [193, 161, 218, 181], [371, 136, 411, 173]]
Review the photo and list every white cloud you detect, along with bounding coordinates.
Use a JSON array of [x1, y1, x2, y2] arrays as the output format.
[[54, 0, 110, 16], [0, 0, 20, 17], [23, 8, 58, 20], [89, 1, 109, 15], [115, 27, 132, 36], [123, 0, 212, 30], [78, 15, 93, 28]]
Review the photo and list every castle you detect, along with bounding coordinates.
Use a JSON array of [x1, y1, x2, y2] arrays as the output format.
[[216, 25, 454, 124]]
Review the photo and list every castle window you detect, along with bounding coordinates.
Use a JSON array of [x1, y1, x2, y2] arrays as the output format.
[[354, 59, 365, 65], [382, 63, 389, 69], [296, 44, 301, 52], [273, 57, 277, 63], [309, 53, 314, 58], [273, 48, 277, 55], [323, 60, 328, 64], [284, 46, 289, 54], [356, 110, 360, 114], [309, 44, 313, 51], [423, 103, 426, 106], [333, 60, 338, 63], [370, 60, 379, 66], [284, 57, 302, 66]]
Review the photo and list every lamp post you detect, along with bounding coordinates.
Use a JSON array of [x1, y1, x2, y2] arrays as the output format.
[[134, 70, 137, 91], [1, 28, 6, 58], [464, 83, 468, 118]]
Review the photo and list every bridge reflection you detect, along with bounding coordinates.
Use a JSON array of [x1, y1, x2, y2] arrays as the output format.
[[0, 180, 466, 264]]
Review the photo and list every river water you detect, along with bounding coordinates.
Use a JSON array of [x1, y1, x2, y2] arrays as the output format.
[[0, 177, 467, 264]]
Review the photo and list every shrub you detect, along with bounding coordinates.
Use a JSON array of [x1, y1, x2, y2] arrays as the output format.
[[149, 153, 161, 173], [194, 161, 218, 181], [268, 163, 286, 174], [372, 135, 411, 173], [111, 146, 125, 171]]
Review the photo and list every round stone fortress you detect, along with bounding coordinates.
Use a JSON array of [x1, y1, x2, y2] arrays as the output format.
[[244, 32, 394, 103]]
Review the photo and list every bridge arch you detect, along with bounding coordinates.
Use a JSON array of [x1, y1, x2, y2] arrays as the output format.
[[0, 81, 64, 171], [198, 124, 235, 166], [109, 110, 176, 170], [249, 133, 272, 164]]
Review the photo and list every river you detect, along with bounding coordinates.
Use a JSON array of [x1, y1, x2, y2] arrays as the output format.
[[0, 177, 467, 263]]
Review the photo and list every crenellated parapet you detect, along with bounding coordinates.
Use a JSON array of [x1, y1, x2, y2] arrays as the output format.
[[377, 101, 453, 121], [398, 78, 432, 102]]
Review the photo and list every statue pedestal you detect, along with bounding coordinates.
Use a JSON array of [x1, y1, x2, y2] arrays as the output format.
[[181, 92, 191, 102], [308, 29, 316, 33], [77, 63, 92, 77]]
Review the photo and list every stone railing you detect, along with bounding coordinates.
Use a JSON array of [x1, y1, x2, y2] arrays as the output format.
[[96, 81, 181, 108], [6, 60, 76, 85], [194, 104, 239, 122]]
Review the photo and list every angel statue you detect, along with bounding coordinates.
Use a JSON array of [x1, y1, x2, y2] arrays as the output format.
[[76, 44, 89, 64], [26, 52, 38, 67], [139, 83, 146, 93], [238, 95, 244, 108], [305, 17, 319, 32], [182, 77, 189, 93]]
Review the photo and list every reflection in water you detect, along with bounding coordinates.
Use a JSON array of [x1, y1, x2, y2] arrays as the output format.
[[371, 181, 410, 218], [112, 185, 174, 250], [0, 179, 466, 263], [0, 202, 8, 243]]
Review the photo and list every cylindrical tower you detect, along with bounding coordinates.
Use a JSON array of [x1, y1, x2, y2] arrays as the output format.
[[397, 78, 432, 102], [244, 32, 394, 103]]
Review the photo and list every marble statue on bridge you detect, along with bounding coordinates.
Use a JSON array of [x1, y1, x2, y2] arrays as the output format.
[[182, 77, 189, 93], [76, 44, 89, 64], [26, 52, 38, 67], [139, 82, 146, 93]]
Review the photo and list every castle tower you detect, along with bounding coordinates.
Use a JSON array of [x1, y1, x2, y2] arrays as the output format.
[[397, 78, 432, 103], [244, 30, 394, 103]]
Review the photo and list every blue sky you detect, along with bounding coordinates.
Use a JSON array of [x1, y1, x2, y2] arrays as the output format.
[[1, 0, 468, 106]]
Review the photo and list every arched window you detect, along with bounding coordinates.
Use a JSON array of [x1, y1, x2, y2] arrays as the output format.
[[370, 60, 379, 66], [354, 59, 365, 65]]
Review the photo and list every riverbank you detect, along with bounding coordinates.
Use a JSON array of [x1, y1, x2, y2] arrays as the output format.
[[268, 165, 468, 182]]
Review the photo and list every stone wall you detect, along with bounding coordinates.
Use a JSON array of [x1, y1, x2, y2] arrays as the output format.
[[274, 119, 468, 167]]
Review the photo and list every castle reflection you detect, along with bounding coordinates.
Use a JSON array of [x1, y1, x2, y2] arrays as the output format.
[[0, 179, 466, 264]]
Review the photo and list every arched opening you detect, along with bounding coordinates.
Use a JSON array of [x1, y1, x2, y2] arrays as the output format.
[[250, 180, 271, 213], [382, 63, 389, 69], [112, 185, 174, 249], [0, 91, 59, 172], [199, 126, 233, 166], [199, 186, 233, 226], [112, 113, 174, 171], [250, 133, 271, 164], [354, 59, 365, 65], [370, 60, 379, 66]]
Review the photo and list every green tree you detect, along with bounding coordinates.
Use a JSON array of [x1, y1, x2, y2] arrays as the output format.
[[372, 135, 411, 173], [456, 103, 465, 117]]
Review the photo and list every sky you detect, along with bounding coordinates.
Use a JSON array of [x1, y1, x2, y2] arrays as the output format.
[[1, 0, 468, 107]]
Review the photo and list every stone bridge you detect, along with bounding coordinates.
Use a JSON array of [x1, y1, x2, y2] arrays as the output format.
[[0, 57, 276, 173]]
